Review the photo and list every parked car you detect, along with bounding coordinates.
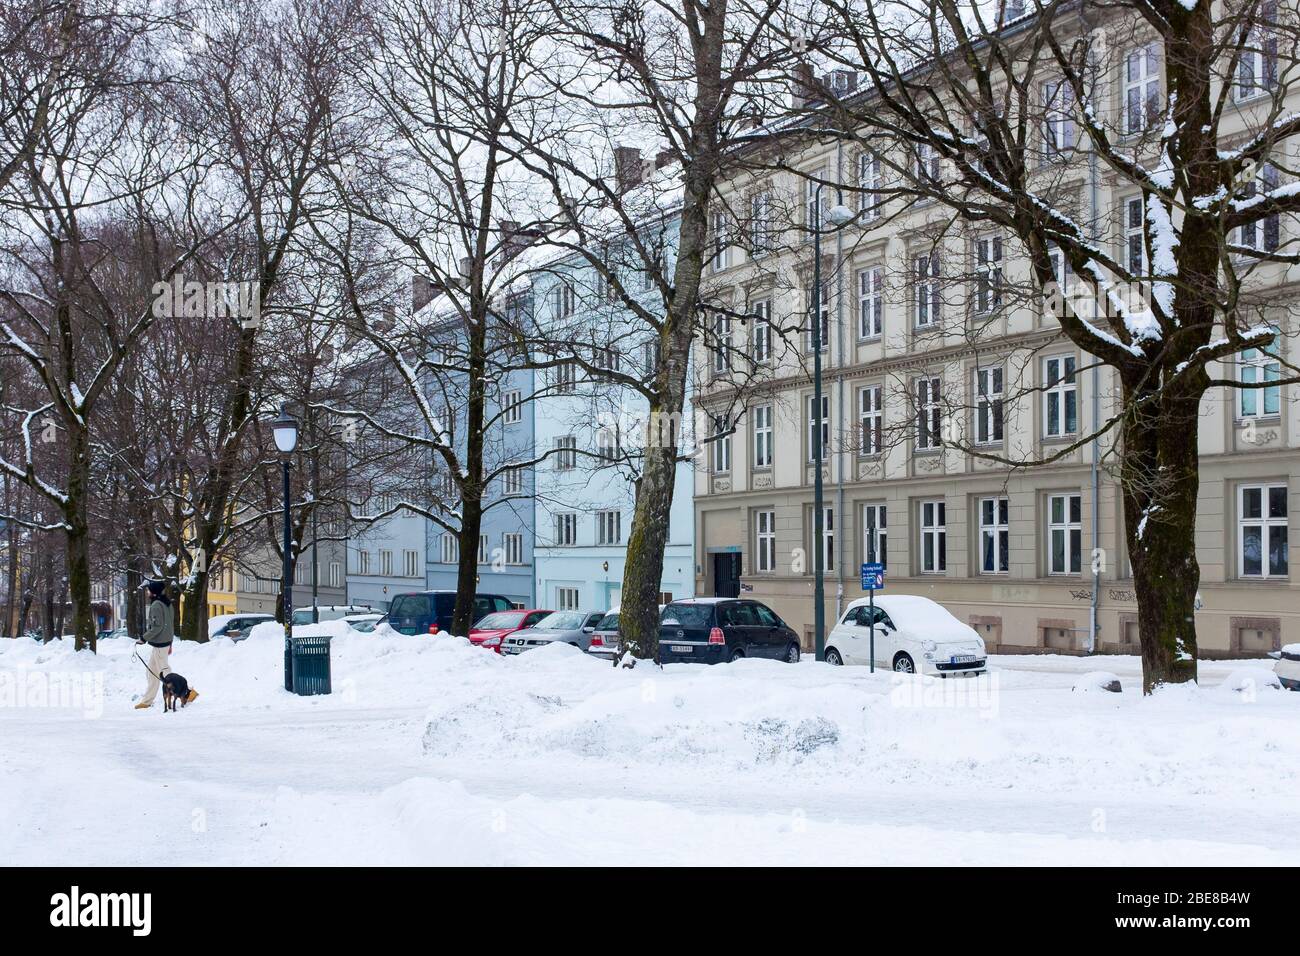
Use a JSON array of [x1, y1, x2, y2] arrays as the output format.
[[208, 613, 276, 642], [585, 606, 666, 661], [469, 608, 553, 653], [502, 609, 607, 655], [342, 612, 385, 633], [1272, 644, 1300, 690], [657, 598, 800, 664], [825, 594, 987, 676], [291, 604, 376, 626], [385, 590, 515, 635]]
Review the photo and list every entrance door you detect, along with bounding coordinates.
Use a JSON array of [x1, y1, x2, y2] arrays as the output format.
[[713, 552, 741, 598]]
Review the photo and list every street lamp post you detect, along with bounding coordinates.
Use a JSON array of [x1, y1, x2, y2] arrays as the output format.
[[272, 405, 299, 685], [811, 185, 854, 662]]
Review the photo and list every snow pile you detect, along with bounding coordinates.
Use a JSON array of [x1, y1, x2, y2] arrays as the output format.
[[1216, 668, 1282, 695], [1072, 671, 1123, 693]]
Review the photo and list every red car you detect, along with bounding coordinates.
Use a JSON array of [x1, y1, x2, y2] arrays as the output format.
[[469, 609, 553, 653]]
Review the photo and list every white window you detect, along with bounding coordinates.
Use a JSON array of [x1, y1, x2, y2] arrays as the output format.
[[502, 389, 522, 424], [329, 561, 343, 588], [1239, 484, 1288, 578], [806, 394, 830, 463], [920, 500, 946, 573], [857, 266, 883, 338], [806, 281, 830, 352], [753, 404, 773, 468], [913, 252, 940, 327], [642, 339, 659, 375], [979, 497, 1010, 573], [1048, 243, 1073, 297], [915, 376, 942, 450], [818, 507, 835, 573], [477, 535, 488, 565], [403, 549, 419, 577], [756, 510, 777, 572], [858, 151, 883, 220], [863, 504, 887, 568], [379, 549, 393, 576], [593, 345, 620, 374], [1236, 163, 1281, 254], [751, 298, 772, 364], [858, 385, 882, 456], [440, 535, 458, 564], [554, 513, 578, 547], [975, 366, 1004, 444], [973, 235, 1003, 314], [503, 465, 523, 496], [1124, 196, 1146, 276], [596, 426, 620, 463], [915, 142, 940, 185], [553, 281, 576, 318], [557, 586, 580, 610], [1042, 79, 1076, 155], [750, 190, 774, 255], [597, 510, 621, 545], [1044, 356, 1078, 437], [710, 414, 731, 473], [554, 361, 576, 394], [1238, 339, 1281, 418], [1124, 43, 1161, 134], [555, 435, 577, 471], [503, 532, 523, 566], [1047, 493, 1082, 575], [712, 313, 732, 373], [1235, 2, 1279, 101], [805, 172, 826, 229], [711, 210, 729, 272], [358, 550, 371, 575]]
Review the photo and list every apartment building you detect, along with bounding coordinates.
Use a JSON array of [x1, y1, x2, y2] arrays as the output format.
[[694, 13, 1297, 657]]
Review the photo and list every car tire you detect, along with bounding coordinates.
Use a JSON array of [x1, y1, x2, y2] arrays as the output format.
[[727, 648, 745, 663], [785, 643, 800, 664], [893, 652, 916, 674], [825, 647, 843, 666]]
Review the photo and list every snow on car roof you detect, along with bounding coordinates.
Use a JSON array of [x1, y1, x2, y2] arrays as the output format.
[[846, 594, 962, 625]]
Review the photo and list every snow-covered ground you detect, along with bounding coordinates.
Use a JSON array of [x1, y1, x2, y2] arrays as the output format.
[[1, 625, 1295, 866]]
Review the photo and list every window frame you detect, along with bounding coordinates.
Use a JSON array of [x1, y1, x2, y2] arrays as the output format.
[[752, 403, 773, 469], [755, 510, 777, 573], [857, 265, 884, 339], [919, 499, 947, 574], [979, 496, 1010, 574], [1043, 355, 1078, 438], [858, 384, 883, 456], [1047, 492, 1083, 575], [1238, 483, 1289, 579]]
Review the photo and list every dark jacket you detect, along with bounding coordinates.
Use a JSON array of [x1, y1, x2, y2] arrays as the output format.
[[141, 598, 174, 646]]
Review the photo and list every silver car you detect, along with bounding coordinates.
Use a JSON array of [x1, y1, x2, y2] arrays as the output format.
[[502, 609, 606, 655]]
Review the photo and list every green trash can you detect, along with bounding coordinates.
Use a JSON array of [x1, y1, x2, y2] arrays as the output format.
[[288, 635, 332, 696]]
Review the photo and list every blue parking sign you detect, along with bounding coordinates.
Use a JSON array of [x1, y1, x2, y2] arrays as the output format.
[[860, 562, 885, 590]]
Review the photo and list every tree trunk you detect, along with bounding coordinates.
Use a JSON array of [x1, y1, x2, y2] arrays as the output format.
[[178, 570, 212, 643], [3, 484, 18, 636], [451, 312, 489, 638], [1120, 376, 1202, 692], [63, 427, 97, 652]]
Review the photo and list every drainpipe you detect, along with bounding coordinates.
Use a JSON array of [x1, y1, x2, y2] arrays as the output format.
[[835, 139, 846, 622], [1087, 46, 1101, 656]]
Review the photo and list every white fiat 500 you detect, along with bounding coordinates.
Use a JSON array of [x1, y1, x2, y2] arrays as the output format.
[[825, 594, 988, 677]]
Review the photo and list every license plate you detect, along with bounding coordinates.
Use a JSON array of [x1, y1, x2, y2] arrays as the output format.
[[670, 645, 693, 654], [950, 654, 977, 664]]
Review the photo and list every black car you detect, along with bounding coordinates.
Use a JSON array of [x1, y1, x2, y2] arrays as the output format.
[[386, 590, 514, 636], [658, 599, 801, 664]]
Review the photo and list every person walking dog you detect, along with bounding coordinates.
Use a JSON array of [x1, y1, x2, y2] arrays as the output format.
[[134, 580, 178, 710]]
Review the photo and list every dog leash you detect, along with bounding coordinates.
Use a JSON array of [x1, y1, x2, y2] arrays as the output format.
[[133, 648, 167, 683]]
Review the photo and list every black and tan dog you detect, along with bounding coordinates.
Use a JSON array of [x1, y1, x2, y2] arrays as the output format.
[[161, 672, 198, 712]]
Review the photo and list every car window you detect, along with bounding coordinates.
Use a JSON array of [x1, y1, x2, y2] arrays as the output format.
[[596, 612, 619, 630], [391, 595, 431, 619], [661, 604, 714, 628], [722, 603, 758, 627], [537, 611, 585, 630], [525, 611, 549, 626], [476, 611, 525, 630], [494, 597, 513, 612], [753, 604, 780, 627], [474, 596, 492, 619], [585, 613, 604, 628], [878, 611, 896, 629]]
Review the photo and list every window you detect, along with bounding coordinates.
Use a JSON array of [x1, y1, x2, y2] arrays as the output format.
[[1239, 484, 1288, 578], [857, 266, 883, 338], [920, 500, 946, 573], [503, 465, 524, 496], [711, 210, 729, 272], [403, 549, 419, 577], [756, 510, 777, 572], [973, 235, 1003, 314], [597, 510, 621, 545], [1238, 339, 1281, 418], [554, 435, 578, 470], [554, 361, 576, 394], [858, 385, 882, 455], [915, 142, 940, 185], [863, 504, 887, 568], [818, 507, 835, 572], [975, 366, 1004, 444], [358, 550, 371, 575], [1124, 43, 1161, 134], [858, 151, 883, 220], [915, 376, 942, 450], [752, 404, 773, 468], [1124, 196, 1146, 276], [1042, 79, 1076, 155], [1044, 356, 1078, 437], [557, 587, 580, 610], [1236, 163, 1281, 253], [440, 535, 458, 564], [806, 394, 830, 463], [503, 532, 523, 565], [553, 281, 576, 318], [751, 298, 772, 364], [593, 345, 620, 374], [805, 172, 826, 229], [712, 314, 732, 373], [913, 252, 940, 327], [710, 414, 731, 473], [554, 513, 578, 546], [502, 389, 522, 424], [806, 281, 830, 351], [377, 549, 392, 576], [1048, 493, 1082, 574], [1048, 243, 1073, 297], [750, 190, 774, 255], [477, 535, 488, 565], [1235, 1, 1279, 101], [596, 426, 620, 464], [329, 561, 343, 588], [980, 497, 1010, 573], [642, 339, 659, 375]]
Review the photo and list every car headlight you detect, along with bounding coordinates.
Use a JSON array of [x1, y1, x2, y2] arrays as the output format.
[[922, 640, 937, 653]]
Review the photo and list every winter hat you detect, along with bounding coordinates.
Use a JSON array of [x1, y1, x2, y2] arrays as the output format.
[[145, 580, 167, 599]]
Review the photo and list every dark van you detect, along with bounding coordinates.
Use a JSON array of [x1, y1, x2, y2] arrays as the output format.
[[387, 591, 514, 636], [658, 598, 801, 664]]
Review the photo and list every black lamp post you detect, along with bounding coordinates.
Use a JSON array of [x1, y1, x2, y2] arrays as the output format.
[[810, 184, 854, 662], [272, 405, 299, 678]]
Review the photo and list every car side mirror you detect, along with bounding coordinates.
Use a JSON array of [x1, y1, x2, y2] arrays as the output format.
[[583, 626, 595, 633]]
